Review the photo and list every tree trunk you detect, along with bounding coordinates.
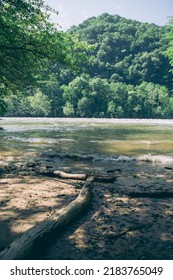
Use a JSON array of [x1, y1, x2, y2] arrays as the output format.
[[0, 177, 93, 260]]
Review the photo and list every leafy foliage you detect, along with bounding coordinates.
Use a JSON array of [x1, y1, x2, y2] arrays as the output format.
[[166, 17, 173, 68], [0, 1, 60, 90], [70, 13, 172, 88], [0, 0, 92, 114], [2, 12, 173, 118], [4, 89, 51, 117], [57, 14, 173, 118]]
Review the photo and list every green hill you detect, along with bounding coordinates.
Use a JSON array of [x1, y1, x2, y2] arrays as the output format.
[[69, 13, 172, 88], [5, 13, 173, 118]]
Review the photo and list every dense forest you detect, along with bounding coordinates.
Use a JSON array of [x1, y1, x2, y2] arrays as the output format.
[[2, 12, 173, 118]]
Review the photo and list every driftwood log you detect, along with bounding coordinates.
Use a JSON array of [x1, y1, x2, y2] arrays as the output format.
[[53, 170, 87, 180], [128, 191, 173, 198], [0, 169, 116, 260], [0, 177, 94, 260], [41, 170, 117, 183]]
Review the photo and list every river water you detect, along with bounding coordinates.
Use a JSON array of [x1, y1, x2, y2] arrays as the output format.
[[1, 117, 173, 164]]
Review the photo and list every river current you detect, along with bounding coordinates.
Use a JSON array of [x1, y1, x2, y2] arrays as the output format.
[[1, 117, 173, 164]]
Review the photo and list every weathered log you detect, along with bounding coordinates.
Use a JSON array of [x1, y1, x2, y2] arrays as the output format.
[[54, 171, 117, 182], [39, 169, 117, 184], [0, 177, 94, 260], [53, 170, 87, 180], [41, 170, 117, 183], [164, 166, 173, 170], [128, 191, 173, 198]]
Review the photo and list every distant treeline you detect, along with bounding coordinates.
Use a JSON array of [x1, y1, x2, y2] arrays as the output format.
[[5, 13, 173, 118]]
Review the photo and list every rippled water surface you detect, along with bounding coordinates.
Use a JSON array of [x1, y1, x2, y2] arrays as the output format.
[[1, 118, 173, 162]]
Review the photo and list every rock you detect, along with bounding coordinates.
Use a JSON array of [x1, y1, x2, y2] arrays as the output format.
[[107, 168, 121, 174], [26, 161, 37, 168]]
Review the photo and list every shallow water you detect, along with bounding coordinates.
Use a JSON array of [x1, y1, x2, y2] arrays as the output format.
[[1, 118, 173, 163]]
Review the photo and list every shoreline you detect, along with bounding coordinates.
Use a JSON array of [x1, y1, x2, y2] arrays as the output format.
[[0, 155, 173, 259], [1, 116, 173, 126]]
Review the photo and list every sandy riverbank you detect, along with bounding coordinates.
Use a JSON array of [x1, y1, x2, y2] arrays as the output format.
[[0, 154, 173, 259]]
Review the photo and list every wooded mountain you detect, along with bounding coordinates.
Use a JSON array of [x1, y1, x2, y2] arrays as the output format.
[[70, 13, 172, 88], [4, 13, 173, 118]]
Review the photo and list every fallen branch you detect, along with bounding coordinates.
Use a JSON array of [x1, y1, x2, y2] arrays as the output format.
[[53, 170, 87, 180], [128, 191, 173, 198], [0, 177, 94, 260], [164, 166, 173, 170], [55, 171, 117, 183], [40, 170, 117, 183]]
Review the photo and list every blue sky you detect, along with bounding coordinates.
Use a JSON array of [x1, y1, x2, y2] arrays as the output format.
[[45, 0, 173, 30]]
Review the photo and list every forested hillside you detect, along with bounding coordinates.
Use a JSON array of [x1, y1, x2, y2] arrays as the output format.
[[4, 13, 173, 118]]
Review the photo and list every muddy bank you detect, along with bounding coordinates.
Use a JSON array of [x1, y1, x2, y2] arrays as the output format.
[[0, 154, 173, 259]]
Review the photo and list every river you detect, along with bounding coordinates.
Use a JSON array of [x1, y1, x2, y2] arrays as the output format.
[[1, 117, 173, 164]]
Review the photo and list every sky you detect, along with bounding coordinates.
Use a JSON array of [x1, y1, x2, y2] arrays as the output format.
[[45, 0, 173, 30]]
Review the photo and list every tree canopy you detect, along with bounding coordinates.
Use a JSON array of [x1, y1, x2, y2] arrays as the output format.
[[1, 11, 173, 118], [0, 0, 92, 114], [166, 17, 173, 68], [70, 13, 172, 89], [1, 1, 59, 88]]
